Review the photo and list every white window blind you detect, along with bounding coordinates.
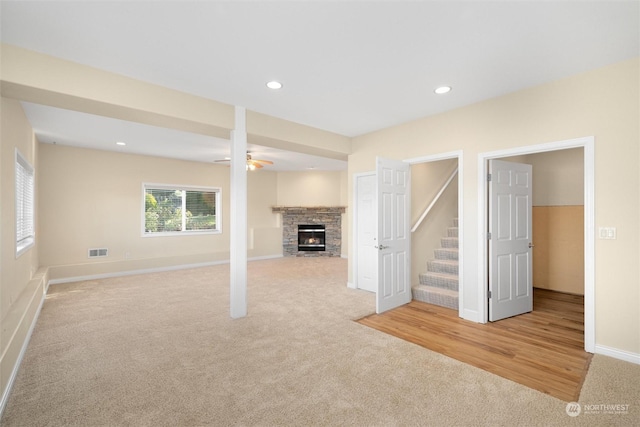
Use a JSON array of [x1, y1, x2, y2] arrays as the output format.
[[16, 150, 35, 255]]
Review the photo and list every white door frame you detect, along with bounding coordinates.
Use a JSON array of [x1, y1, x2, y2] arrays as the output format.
[[352, 171, 376, 291], [478, 136, 595, 353], [405, 150, 464, 317]]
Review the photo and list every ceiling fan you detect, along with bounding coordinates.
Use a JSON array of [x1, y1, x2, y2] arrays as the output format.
[[214, 152, 274, 170]]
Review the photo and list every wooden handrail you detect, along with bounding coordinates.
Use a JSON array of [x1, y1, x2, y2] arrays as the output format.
[[411, 167, 458, 233]]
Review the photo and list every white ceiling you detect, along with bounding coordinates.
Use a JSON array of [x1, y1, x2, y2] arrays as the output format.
[[2, 1, 639, 170]]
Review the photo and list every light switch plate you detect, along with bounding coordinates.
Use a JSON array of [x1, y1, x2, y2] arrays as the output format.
[[598, 227, 617, 239]]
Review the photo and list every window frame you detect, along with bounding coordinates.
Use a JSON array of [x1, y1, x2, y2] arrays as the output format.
[[142, 183, 221, 237], [15, 149, 35, 257]]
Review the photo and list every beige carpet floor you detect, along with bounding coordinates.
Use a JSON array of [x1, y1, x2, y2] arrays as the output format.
[[2, 257, 638, 426]]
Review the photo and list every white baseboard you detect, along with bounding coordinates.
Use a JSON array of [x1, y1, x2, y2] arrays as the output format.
[[249, 254, 284, 262], [462, 308, 481, 323], [0, 285, 46, 416], [48, 254, 284, 286], [595, 344, 640, 365], [346, 281, 356, 289], [48, 260, 229, 285]]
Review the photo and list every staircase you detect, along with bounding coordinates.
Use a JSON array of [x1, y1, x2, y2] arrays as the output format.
[[412, 219, 459, 310]]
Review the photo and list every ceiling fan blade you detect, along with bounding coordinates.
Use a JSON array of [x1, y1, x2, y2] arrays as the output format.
[[215, 153, 272, 169]]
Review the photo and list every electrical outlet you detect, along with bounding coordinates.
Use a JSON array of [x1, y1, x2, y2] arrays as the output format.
[[598, 227, 617, 239], [124, 251, 131, 259]]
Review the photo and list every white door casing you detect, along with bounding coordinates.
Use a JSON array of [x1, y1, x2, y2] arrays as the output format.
[[479, 137, 594, 352], [355, 173, 377, 292], [376, 157, 412, 313], [489, 159, 533, 321]]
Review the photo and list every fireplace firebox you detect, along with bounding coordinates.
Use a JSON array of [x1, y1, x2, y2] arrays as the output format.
[[298, 224, 326, 252]]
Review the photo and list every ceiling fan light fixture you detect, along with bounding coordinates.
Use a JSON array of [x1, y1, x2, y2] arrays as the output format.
[[266, 80, 283, 90], [434, 86, 452, 95]]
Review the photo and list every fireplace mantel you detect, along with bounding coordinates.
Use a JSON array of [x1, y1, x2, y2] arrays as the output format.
[[271, 206, 346, 214]]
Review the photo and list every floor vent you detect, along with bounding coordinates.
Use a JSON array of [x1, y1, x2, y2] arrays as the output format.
[[88, 248, 108, 258]]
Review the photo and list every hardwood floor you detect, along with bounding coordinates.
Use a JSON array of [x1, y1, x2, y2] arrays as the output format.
[[356, 288, 592, 402]]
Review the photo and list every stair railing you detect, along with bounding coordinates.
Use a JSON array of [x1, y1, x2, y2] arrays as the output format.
[[411, 167, 458, 233]]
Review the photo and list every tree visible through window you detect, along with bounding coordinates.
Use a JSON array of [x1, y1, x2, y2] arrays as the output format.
[[144, 185, 220, 234]]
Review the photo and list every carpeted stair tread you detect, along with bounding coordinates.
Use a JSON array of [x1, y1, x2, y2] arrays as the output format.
[[435, 248, 459, 260], [427, 259, 459, 275], [418, 272, 459, 291], [440, 237, 458, 248], [412, 285, 458, 310]]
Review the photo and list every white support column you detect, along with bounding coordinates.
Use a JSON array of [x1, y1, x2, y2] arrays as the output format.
[[230, 106, 248, 318]]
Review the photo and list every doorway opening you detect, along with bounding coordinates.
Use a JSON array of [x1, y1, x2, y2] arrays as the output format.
[[479, 136, 594, 353], [352, 150, 463, 316], [406, 151, 463, 316]]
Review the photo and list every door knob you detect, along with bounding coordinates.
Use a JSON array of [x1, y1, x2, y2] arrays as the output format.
[[529, 242, 535, 248], [375, 245, 388, 250]]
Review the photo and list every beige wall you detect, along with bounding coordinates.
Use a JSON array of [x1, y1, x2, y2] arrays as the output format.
[[247, 171, 282, 256], [529, 148, 584, 206], [0, 98, 47, 403], [38, 144, 284, 280], [276, 171, 344, 206], [533, 206, 584, 294], [349, 58, 639, 354]]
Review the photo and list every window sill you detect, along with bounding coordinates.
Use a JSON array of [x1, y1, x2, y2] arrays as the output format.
[[142, 230, 221, 238], [16, 237, 34, 258]]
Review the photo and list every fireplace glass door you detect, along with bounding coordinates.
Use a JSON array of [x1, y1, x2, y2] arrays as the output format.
[[298, 224, 326, 251]]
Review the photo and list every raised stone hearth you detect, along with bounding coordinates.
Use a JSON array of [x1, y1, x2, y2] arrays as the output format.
[[272, 206, 346, 257]]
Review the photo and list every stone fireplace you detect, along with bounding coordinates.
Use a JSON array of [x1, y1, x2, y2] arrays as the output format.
[[272, 206, 346, 257]]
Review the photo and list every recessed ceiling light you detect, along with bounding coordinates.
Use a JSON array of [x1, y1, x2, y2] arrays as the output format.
[[116, 141, 126, 146], [434, 86, 452, 95], [266, 81, 283, 90]]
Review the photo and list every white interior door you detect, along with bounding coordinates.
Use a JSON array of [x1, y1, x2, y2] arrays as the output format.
[[376, 157, 411, 313], [356, 173, 377, 292], [489, 159, 533, 321]]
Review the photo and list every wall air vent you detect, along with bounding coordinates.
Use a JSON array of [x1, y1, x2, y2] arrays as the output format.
[[88, 248, 108, 258]]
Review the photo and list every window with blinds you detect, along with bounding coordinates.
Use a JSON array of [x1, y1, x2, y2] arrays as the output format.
[[16, 150, 35, 256], [143, 184, 220, 235]]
